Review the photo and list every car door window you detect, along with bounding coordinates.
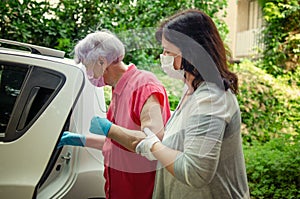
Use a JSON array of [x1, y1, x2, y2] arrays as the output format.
[[0, 63, 28, 138], [0, 61, 65, 142]]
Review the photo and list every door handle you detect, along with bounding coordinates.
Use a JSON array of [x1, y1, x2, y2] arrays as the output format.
[[61, 152, 71, 163]]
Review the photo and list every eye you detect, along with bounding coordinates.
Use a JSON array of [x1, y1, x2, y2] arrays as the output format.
[[163, 49, 172, 55]]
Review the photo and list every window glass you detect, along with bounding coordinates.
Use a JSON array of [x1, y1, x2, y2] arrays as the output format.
[[0, 63, 29, 137]]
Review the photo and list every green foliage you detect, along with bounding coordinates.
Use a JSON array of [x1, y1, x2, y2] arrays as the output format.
[[0, 0, 58, 47], [0, 0, 229, 113], [103, 86, 112, 108], [233, 60, 300, 145], [0, 0, 229, 63], [244, 134, 300, 198], [259, 0, 300, 81]]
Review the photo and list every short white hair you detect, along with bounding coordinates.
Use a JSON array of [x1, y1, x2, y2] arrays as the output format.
[[74, 30, 125, 66]]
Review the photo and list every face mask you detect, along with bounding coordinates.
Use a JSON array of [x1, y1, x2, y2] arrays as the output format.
[[160, 54, 184, 80], [86, 70, 105, 87]]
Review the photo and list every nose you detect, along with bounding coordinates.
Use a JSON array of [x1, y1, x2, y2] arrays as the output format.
[[162, 50, 167, 56]]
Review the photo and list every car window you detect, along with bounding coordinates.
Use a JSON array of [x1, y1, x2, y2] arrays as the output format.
[[0, 61, 66, 142], [0, 63, 28, 138]]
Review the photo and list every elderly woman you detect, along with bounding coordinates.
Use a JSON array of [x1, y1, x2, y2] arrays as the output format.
[[58, 30, 171, 199]]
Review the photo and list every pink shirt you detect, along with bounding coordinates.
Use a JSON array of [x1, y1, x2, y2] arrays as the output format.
[[102, 64, 171, 199]]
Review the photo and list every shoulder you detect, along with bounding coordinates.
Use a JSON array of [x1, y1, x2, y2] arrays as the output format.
[[131, 69, 164, 88], [188, 82, 239, 117], [193, 82, 224, 101], [138, 69, 160, 81]]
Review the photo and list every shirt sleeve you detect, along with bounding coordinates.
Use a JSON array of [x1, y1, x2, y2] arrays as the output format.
[[173, 85, 229, 188], [130, 83, 169, 126]]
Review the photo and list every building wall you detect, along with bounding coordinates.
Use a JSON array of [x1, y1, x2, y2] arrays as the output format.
[[222, 0, 238, 59], [224, 0, 263, 59], [237, 0, 250, 31]]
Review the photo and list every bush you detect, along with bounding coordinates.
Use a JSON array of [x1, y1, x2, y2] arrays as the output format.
[[244, 134, 300, 198], [233, 59, 300, 145], [259, 0, 300, 79]]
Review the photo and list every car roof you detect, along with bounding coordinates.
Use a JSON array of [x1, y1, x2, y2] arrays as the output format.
[[0, 39, 81, 68]]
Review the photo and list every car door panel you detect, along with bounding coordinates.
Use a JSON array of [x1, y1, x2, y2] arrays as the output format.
[[37, 72, 106, 199], [0, 53, 85, 198], [59, 80, 106, 199]]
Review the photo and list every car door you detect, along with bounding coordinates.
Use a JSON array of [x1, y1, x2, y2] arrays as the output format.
[[36, 68, 106, 199], [0, 51, 85, 198]]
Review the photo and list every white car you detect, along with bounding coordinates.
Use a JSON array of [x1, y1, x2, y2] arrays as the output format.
[[0, 39, 106, 199]]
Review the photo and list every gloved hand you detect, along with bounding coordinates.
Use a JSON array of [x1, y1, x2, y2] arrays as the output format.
[[135, 128, 161, 161], [57, 131, 86, 148], [89, 116, 112, 137]]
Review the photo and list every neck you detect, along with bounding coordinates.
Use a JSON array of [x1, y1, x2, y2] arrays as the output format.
[[184, 72, 195, 94], [110, 61, 128, 87]]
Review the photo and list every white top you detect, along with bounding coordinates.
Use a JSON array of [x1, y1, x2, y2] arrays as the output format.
[[153, 82, 250, 199]]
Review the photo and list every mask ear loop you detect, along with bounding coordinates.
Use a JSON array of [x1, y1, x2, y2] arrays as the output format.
[[93, 85, 108, 114]]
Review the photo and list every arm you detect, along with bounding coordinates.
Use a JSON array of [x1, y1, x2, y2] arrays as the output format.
[[108, 94, 165, 152], [85, 134, 106, 150], [140, 94, 165, 140], [58, 131, 105, 150], [138, 86, 228, 188], [150, 141, 179, 175], [151, 115, 225, 181]]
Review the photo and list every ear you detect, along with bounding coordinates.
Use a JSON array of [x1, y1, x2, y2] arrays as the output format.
[[99, 60, 104, 66], [98, 57, 107, 66], [113, 55, 124, 64]]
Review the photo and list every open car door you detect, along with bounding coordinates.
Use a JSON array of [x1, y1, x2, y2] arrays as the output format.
[[0, 50, 85, 198], [36, 69, 106, 199]]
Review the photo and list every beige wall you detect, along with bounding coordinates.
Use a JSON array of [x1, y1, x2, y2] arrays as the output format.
[[222, 0, 239, 58], [237, 0, 250, 31], [223, 0, 263, 59]]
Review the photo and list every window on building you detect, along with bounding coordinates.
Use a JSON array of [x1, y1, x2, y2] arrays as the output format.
[[249, 0, 263, 29]]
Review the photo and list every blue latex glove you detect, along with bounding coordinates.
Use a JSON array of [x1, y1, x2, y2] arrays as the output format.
[[89, 116, 112, 137], [57, 131, 86, 148]]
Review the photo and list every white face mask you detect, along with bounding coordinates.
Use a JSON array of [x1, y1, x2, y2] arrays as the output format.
[[160, 54, 184, 80], [86, 70, 105, 87]]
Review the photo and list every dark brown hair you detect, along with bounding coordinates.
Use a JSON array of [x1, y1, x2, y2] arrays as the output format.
[[156, 9, 238, 94]]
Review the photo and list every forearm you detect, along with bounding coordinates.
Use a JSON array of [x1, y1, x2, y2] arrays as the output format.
[[151, 142, 180, 176], [107, 124, 146, 152], [106, 94, 164, 152], [85, 134, 106, 150]]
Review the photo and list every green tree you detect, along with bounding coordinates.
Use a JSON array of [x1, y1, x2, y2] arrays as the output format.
[[0, 0, 229, 67], [0, 0, 57, 47], [258, 0, 300, 84]]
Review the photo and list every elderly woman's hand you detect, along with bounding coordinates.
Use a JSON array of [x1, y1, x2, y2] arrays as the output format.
[[57, 131, 86, 148], [89, 116, 112, 136]]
